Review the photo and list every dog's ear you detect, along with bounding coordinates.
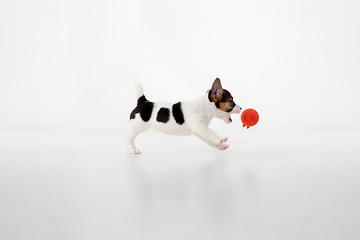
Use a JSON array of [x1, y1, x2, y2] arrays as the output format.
[[211, 78, 223, 100]]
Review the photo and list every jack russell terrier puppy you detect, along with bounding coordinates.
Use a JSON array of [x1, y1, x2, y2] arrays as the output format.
[[126, 78, 242, 154]]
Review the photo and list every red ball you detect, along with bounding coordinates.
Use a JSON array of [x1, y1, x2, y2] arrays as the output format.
[[241, 108, 259, 129]]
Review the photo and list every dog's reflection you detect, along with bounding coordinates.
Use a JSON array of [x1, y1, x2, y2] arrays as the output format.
[[125, 156, 258, 225]]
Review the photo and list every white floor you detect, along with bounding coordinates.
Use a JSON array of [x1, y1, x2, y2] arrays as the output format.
[[1, 128, 360, 240]]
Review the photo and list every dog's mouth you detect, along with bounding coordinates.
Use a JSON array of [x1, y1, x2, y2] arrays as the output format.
[[222, 114, 232, 124], [224, 105, 241, 123]]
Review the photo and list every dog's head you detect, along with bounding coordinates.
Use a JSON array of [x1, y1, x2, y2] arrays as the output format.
[[208, 78, 242, 123]]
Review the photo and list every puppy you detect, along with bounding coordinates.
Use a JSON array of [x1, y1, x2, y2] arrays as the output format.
[[126, 78, 242, 154]]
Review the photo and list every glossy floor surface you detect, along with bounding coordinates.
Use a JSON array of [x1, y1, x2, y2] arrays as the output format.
[[1, 129, 360, 240]]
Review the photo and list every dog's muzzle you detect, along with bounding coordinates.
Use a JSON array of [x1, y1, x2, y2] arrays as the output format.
[[231, 105, 242, 114]]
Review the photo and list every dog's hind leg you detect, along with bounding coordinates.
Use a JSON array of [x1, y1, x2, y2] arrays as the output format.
[[126, 120, 149, 154]]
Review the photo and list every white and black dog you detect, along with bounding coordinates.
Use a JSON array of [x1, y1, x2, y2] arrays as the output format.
[[126, 78, 242, 154]]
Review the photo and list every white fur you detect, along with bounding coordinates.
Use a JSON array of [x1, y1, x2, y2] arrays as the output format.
[[126, 82, 241, 154]]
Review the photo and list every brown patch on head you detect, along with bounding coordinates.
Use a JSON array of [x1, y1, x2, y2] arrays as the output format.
[[217, 90, 235, 112], [208, 78, 236, 112], [218, 101, 234, 112]]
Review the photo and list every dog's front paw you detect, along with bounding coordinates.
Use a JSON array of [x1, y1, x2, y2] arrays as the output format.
[[216, 137, 228, 145], [217, 144, 229, 150], [127, 147, 141, 154]]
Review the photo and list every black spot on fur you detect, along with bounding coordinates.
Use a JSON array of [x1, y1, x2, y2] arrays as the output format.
[[172, 102, 185, 125], [130, 110, 136, 120], [208, 90, 213, 102], [129, 95, 154, 122], [156, 107, 170, 123], [137, 95, 148, 105], [220, 90, 232, 102]]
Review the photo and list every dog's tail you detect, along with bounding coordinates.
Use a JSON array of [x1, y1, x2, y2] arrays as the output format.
[[132, 81, 147, 104]]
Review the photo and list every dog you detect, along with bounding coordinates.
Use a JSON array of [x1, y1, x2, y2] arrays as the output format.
[[126, 78, 242, 154]]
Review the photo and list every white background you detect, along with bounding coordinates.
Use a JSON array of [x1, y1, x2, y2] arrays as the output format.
[[1, 1, 360, 240], [1, 0, 360, 131]]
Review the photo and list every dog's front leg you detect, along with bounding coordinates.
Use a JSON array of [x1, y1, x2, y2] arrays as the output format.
[[191, 124, 228, 149], [195, 134, 229, 150]]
